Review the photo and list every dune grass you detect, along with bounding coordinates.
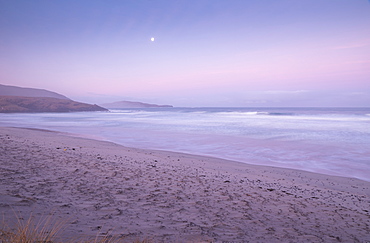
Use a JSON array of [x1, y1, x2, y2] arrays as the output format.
[[0, 213, 151, 243], [0, 213, 66, 243]]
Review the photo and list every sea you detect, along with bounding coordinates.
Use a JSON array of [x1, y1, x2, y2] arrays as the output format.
[[1, 107, 369, 182]]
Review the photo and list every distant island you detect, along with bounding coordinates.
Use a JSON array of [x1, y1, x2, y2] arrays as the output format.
[[101, 100, 173, 109], [0, 84, 106, 113]]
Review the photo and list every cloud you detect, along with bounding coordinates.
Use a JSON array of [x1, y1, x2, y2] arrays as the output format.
[[347, 92, 367, 96], [332, 40, 370, 50], [261, 90, 310, 95], [236, 90, 369, 107]]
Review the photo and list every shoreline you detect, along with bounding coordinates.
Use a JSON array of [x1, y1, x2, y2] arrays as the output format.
[[1, 126, 369, 242], [5, 125, 370, 185], [1, 107, 369, 183]]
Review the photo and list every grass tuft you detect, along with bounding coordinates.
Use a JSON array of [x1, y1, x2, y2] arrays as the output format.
[[1, 212, 66, 243], [0, 213, 152, 243]]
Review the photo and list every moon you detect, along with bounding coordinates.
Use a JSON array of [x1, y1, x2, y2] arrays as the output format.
[[150, 37, 155, 42]]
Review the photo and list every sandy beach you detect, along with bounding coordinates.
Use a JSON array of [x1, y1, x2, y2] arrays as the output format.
[[0, 127, 369, 242]]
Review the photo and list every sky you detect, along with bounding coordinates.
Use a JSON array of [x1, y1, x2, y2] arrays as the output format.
[[1, 0, 370, 107]]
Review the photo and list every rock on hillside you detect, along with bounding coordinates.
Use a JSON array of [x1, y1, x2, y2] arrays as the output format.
[[0, 96, 107, 113]]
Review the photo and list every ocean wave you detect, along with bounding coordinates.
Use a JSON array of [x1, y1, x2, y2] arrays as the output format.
[[245, 111, 269, 115], [214, 111, 296, 116], [244, 111, 296, 116], [108, 109, 134, 113], [268, 112, 296, 116]]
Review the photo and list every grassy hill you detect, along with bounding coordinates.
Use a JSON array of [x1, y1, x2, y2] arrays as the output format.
[[0, 96, 107, 113], [0, 84, 70, 100]]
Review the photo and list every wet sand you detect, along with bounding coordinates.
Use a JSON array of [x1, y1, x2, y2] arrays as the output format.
[[0, 127, 369, 242]]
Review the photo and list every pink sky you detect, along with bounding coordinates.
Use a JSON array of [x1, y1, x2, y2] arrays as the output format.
[[1, 0, 369, 106]]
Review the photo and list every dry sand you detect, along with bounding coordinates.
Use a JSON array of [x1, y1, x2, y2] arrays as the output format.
[[0, 127, 369, 242]]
